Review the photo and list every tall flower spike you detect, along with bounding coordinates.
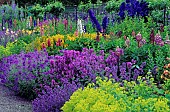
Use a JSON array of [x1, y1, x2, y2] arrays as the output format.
[[29, 16, 32, 27], [88, 9, 101, 32], [150, 29, 155, 44], [165, 33, 170, 45], [125, 37, 130, 48], [115, 46, 124, 57], [160, 24, 164, 32], [102, 16, 108, 30], [47, 39, 51, 47], [77, 19, 83, 34]]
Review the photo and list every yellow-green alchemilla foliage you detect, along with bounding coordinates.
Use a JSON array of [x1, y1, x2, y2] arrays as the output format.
[[62, 77, 170, 112], [0, 44, 12, 59], [0, 40, 27, 59]]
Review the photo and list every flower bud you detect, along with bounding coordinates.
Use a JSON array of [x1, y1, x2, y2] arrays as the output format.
[[136, 32, 142, 42]]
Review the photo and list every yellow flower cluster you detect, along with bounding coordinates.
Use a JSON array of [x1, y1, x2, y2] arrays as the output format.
[[27, 34, 65, 51], [82, 33, 110, 40], [27, 33, 110, 51], [21, 29, 35, 35]]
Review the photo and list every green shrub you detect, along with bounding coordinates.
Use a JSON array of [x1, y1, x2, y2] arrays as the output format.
[[45, 1, 65, 17], [0, 45, 11, 59]]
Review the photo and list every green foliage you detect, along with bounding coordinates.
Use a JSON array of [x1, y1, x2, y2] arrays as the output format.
[[0, 4, 23, 20], [105, 0, 124, 13], [155, 49, 165, 75], [150, 10, 164, 23], [65, 37, 94, 51], [62, 77, 170, 112], [9, 40, 27, 54], [0, 45, 11, 59], [109, 17, 156, 38], [145, 44, 169, 80], [164, 79, 170, 91], [78, 0, 103, 12], [28, 1, 64, 19], [45, 1, 65, 17], [0, 40, 27, 60], [18, 80, 37, 100], [146, 48, 155, 72], [146, 0, 170, 10], [78, 1, 93, 12], [28, 4, 45, 19]]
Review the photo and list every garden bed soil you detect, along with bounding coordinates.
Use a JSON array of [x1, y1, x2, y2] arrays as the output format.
[[0, 84, 32, 112]]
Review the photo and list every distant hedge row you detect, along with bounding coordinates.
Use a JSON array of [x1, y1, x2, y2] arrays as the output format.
[[15, 0, 109, 7]]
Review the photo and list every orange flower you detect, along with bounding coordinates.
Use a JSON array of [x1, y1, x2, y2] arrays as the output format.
[[163, 70, 169, 75], [168, 63, 170, 68]]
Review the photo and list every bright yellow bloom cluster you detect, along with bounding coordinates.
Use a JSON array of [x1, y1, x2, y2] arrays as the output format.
[[27, 34, 65, 51], [27, 33, 110, 51], [21, 29, 35, 35], [82, 33, 110, 40]]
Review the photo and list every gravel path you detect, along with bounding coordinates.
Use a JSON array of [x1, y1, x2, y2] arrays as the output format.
[[0, 84, 32, 112]]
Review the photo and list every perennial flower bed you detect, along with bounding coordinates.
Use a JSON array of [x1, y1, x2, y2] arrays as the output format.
[[0, 0, 170, 112]]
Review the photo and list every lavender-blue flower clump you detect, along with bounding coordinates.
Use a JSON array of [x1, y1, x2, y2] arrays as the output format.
[[119, 0, 149, 19]]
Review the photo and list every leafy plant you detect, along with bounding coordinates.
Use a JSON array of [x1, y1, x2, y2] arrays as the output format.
[[28, 4, 45, 19], [45, 1, 65, 17], [105, 0, 124, 13], [62, 77, 170, 112]]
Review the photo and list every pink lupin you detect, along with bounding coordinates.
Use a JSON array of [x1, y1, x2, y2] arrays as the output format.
[[37, 18, 40, 26], [29, 16, 32, 27]]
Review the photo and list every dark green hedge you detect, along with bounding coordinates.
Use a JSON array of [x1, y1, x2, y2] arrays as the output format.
[[16, 0, 109, 7]]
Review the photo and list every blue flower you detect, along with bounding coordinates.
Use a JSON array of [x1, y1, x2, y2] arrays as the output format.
[[120, 2, 126, 11], [126, 0, 130, 3], [34, 20, 37, 27], [102, 16, 108, 30], [88, 9, 101, 32], [119, 11, 125, 19], [119, 0, 149, 19]]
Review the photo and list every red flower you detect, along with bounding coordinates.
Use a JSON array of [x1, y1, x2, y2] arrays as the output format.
[[56, 38, 61, 46], [42, 43, 46, 49], [47, 39, 51, 47]]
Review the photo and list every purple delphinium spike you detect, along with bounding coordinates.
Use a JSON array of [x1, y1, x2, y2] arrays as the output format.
[[88, 9, 101, 32], [102, 16, 108, 30]]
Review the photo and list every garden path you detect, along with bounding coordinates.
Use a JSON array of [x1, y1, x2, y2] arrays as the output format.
[[0, 84, 32, 112]]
